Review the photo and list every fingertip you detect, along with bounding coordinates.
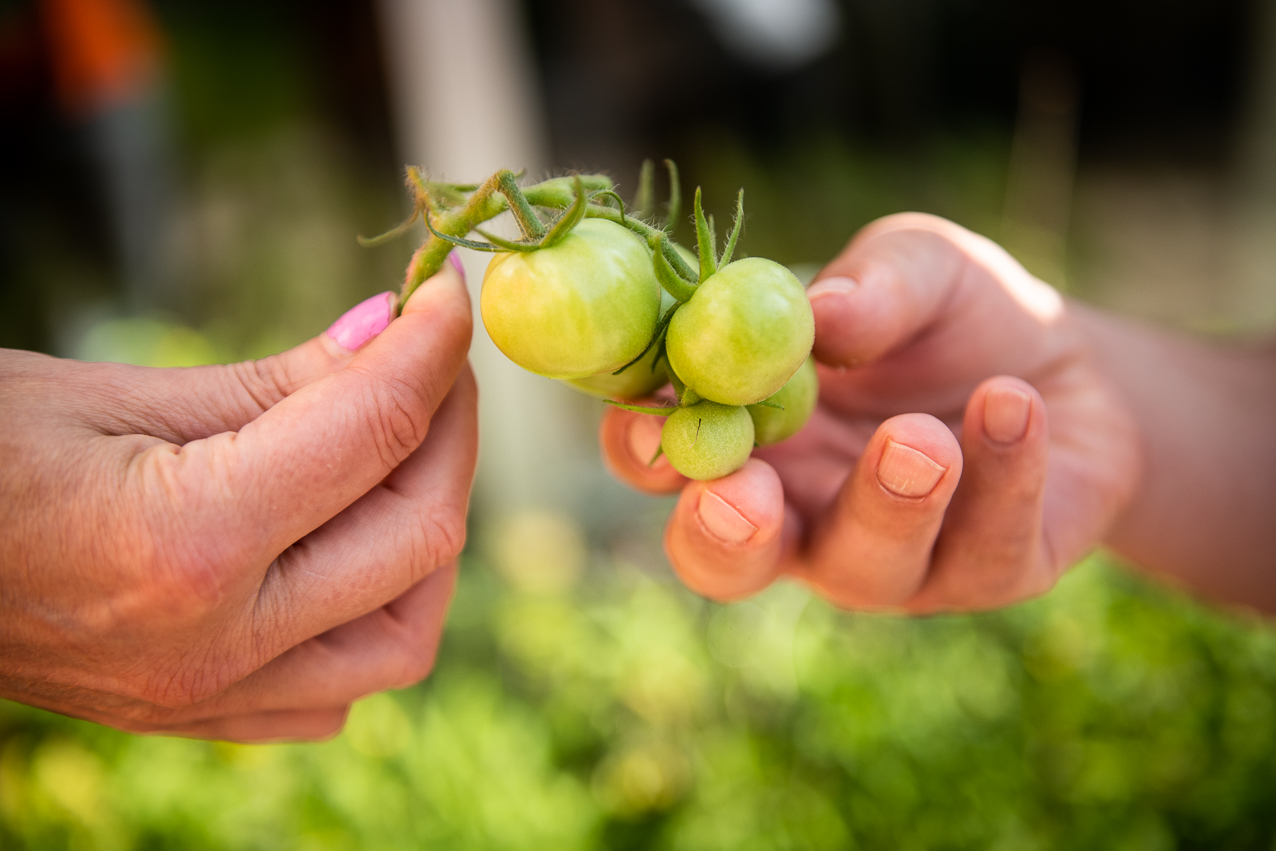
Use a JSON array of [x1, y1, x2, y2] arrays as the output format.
[[324, 291, 397, 355], [665, 458, 785, 601], [599, 406, 686, 494], [966, 376, 1046, 448], [809, 273, 868, 367], [870, 413, 963, 491], [809, 215, 971, 369], [804, 413, 962, 609], [808, 263, 906, 368]]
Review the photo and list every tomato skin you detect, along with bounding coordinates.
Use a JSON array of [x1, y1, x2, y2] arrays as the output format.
[[747, 356, 817, 445], [566, 347, 668, 399], [565, 287, 674, 400], [665, 258, 814, 406], [661, 401, 755, 481], [481, 219, 661, 380]]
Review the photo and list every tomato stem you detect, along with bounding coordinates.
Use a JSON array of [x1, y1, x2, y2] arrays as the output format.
[[395, 171, 614, 314], [496, 170, 546, 242]]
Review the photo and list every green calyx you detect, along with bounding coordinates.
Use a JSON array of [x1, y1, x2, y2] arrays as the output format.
[[383, 168, 616, 314]]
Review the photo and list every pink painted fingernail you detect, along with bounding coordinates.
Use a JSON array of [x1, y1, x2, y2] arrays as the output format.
[[697, 490, 758, 545], [983, 386, 1032, 444], [326, 292, 396, 352], [448, 250, 466, 283], [877, 440, 946, 498]]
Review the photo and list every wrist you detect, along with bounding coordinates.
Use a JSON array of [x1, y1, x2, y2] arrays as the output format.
[[1075, 301, 1276, 609]]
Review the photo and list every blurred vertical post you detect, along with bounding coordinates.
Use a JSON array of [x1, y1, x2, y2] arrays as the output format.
[[376, 0, 597, 516], [1228, 0, 1276, 330], [1001, 49, 1079, 289]]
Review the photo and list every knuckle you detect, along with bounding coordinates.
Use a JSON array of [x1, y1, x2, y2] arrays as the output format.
[[421, 508, 468, 568], [397, 504, 467, 578], [392, 644, 439, 688], [387, 621, 442, 688], [131, 445, 253, 615], [311, 709, 351, 742], [131, 651, 238, 709], [229, 355, 294, 412], [365, 373, 433, 469]]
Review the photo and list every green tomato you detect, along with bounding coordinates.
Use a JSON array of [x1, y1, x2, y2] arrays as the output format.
[[661, 400, 754, 481], [481, 218, 661, 379], [566, 347, 668, 400], [565, 286, 674, 400], [747, 356, 817, 445], [666, 258, 814, 406]]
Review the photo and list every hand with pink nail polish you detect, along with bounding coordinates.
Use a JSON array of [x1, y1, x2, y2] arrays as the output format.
[[603, 212, 1261, 614], [0, 259, 477, 741]]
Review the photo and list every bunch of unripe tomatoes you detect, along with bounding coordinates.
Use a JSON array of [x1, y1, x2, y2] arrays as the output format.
[[378, 161, 816, 481]]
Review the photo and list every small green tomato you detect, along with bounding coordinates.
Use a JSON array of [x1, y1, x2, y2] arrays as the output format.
[[481, 218, 661, 380], [666, 258, 814, 406], [661, 400, 754, 481], [747, 356, 817, 445], [565, 287, 674, 400]]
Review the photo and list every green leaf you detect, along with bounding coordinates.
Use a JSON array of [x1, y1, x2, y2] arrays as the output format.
[[693, 187, 718, 282], [719, 189, 745, 267]]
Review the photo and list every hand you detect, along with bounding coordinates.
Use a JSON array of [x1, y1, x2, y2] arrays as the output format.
[[0, 260, 475, 741], [601, 213, 1142, 612]]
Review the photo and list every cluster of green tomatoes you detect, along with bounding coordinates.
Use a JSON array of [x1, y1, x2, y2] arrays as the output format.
[[377, 161, 817, 481]]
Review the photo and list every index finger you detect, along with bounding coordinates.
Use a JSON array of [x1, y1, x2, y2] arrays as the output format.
[[139, 264, 473, 571], [808, 213, 1063, 373]]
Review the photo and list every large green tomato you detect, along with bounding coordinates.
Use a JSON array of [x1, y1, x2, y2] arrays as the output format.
[[665, 258, 814, 406], [661, 400, 754, 481], [481, 218, 661, 380], [747, 356, 817, 445], [565, 286, 675, 400], [566, 345, 668, 400]]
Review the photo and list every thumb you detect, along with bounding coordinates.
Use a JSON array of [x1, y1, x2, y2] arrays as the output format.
[[133, 258, 473, 574], [112, 254, 468, 443]]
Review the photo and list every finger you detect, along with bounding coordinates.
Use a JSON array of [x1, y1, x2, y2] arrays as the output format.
[[251, 367, 475, 655], [801, 413, 962, 609], [599, 406, 686, 494], [137, 261, 473, 569], [806, 214, 1063, 405], [182, 562, 458, 718], [663, 459, 786, 601], [809, 214, 968, 368], [907, 378, 1051, 612]]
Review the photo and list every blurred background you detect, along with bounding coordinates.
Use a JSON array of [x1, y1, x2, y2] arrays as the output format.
[[3, 0, 1276, 847]]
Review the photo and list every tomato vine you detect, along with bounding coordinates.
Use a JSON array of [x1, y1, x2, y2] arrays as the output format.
[[364, 160, 816, 480]]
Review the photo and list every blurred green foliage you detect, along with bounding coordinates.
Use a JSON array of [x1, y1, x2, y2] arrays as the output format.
[[4, 537, 1276, 849], [684, 130, 1010, 270]]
